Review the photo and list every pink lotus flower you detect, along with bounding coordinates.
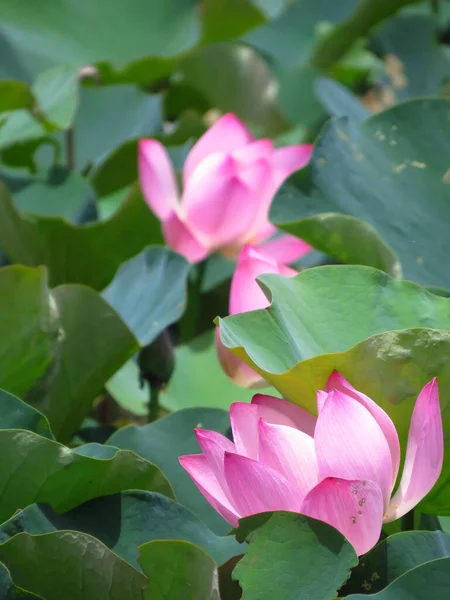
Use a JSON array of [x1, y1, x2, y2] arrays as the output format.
[[138, 113, 313, 263], [216, 245, 304, 388], [179, 372, 443, 556]]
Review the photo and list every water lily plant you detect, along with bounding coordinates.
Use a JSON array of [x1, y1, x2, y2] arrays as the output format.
[[139, 113, 312, 263], [180, 372, 443, 555]]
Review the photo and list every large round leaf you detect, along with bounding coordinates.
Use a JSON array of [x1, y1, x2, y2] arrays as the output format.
[[11, 167, 92, 222], [0, 561, 40, 598], [347, 557, 450, 599], [201, 0, 265, 44], [73, 85, 162, 169], [219, 266, 450, 371], [243, 0, 360, 68], [33, 283, 138, 442], [0, 0, 200, 80], [0, 430, 172, 524], [218, 265, 450, 513], [273, 98, 450, 288], [0, 390, 53, 439], [0, 66, 79, 149], [234, 512, 357, 600], [139, 540, 217, 600], [0, 491, 242, 569], [181, 42, 287, 136], [0, 266, 59, 399], [103, 247, 190, 346], [108, 407, 232, 534], [0, 532, 146, 600], [0, 182, 162, 289], [372, 14, 449, 100], [343, 530, 450, 595], [0, 80, 33, 113], [273, 189, 402, 277]]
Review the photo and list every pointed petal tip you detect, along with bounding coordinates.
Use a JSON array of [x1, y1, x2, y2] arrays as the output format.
[[220, 112, 244, 125], [138, 137, 157, 150], [384, 378, 443, 522], [325, 370, 347, 391], [178, 453, 200, 469], [193, 427, 205, 439]]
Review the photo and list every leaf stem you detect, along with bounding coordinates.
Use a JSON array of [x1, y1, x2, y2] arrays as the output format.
[[148, 381, 161, 423], [66, 128, 75, 170], [179, 259, 207, 343], [309, 0, 422, 70]]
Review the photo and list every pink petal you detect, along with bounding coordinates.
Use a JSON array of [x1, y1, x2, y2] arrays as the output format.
[[229, 245, 297, 315], [224, 452, 303, 518], [138, 139, 179, 221], [183, 113, 253, 184], [216, 329, 265, 388], [195, 429, 236, 496], [325, 371, 401, 485], [258, 233, 312, 264], [315, 390, 393, 507], [252, 394, 317, 437], [182, 153, 268, 250], [242, 145, 313, 242], [179, 454, 239, 526], [229, 395, 318, 459], [258, 419, 319, 499], [232, 139, 273, 164], [301, 477, 384, 556], [385, 379, 443, 522], [230, 402, 260, 459], [316, 390, 328, 413], [162, 212, 209, 263], [271, 144, 313, 190]]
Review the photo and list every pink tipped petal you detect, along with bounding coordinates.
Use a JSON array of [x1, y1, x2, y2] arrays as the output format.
[[252, 394, 317, 437], [216, 329, 266, 388], [195, 429, 236, 495], [224, 452, 303, 518], [258, 233, 312, 264], [230, 396, 318, 459], [138, 139, 179, 220], [385, 379, 444, 522], [183, 113, 253, 184], [271, 144, 313, 185], [325, 371, 401, 485], [179, 454, 239, 526], [183, 154, 267, 250], [230, 402, 260, 459], [162, 212, 209, 263], [315, 390, 393, 507], [243, 145, 314, 241], [230, 245, 297, 315], [232, 139, 274, 164], [258, 419, 319, 498], [316, 390, 328, 413], [301, 477, 384, 556]]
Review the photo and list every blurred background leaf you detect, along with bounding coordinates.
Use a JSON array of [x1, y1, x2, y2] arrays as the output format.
[[109, 408, 234, 533]]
